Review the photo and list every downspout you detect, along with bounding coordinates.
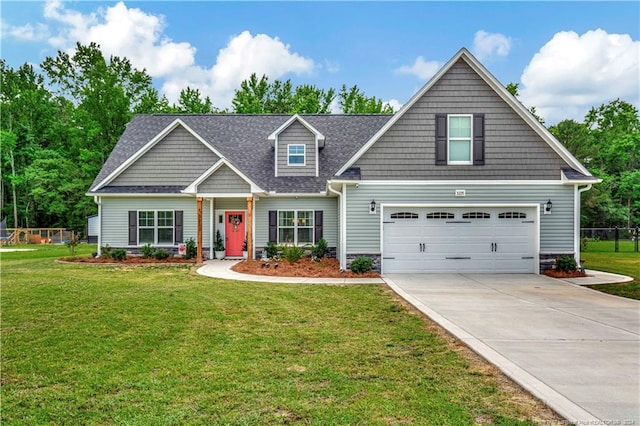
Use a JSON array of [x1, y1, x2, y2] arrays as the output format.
[[327, 183, 346, 270], [575, 184, 593, 264], [94, 196, 102, 256]]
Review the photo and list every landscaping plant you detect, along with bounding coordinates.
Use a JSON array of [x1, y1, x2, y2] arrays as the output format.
[[350, 257, 373, 274]]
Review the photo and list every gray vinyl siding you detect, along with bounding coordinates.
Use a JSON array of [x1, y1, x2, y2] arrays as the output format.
[[254, 197, 338, 248], [353, 59, 569, 180], [111, 126, 219, 186], [213, 198, 247, 211], [345, 184, 575, 254], [198, 165, 250, 193], [100, 197, 211, 248], [277, 121, 317, 177]]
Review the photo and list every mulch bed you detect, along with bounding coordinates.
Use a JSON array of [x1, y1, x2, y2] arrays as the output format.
[[231, 257, 380, 278], [543, 269, 588, 278]]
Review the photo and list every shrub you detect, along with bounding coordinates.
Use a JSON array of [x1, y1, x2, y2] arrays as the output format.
[[214, 230, 225, 252], [111, 249, 127, 261], [66, 235, 80, 255], [350, 257, 373, 274], [153, 249, 170, 260], [242, 235, 248, 252], [100, 244, 112, 259], [312, 238, 329, 260], [555, 255, 577, 272], [265, 241, 279, 259], [185, 237, 197, 259], [141, 243, 154, 259], [283, 245, 305, 263]]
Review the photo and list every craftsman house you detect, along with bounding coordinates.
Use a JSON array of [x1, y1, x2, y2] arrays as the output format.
[[87, 48, 598, 273]]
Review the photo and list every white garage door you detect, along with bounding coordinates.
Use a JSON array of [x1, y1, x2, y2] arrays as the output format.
[[383, 207, 536, 273]]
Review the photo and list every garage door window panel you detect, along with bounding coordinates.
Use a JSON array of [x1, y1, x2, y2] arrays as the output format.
[[462, 212, 490, 219], [499, 212, 527, 219], [390, 212, 419, 219], [426, 212, 455, 219]]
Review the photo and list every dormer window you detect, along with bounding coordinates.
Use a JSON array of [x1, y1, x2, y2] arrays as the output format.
[[288, 144, 306, 166]]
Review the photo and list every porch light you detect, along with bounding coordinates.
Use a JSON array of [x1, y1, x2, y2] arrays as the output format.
[[369, 200, 377, 214], [544, 199, 553, 214]]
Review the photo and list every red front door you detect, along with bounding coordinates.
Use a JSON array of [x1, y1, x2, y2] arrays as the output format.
[[225, 211, 245, 257]]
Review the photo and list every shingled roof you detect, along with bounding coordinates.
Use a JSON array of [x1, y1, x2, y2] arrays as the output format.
[[89, 114, 392, 194]]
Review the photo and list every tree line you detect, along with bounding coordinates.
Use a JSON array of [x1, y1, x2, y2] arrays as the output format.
[[1, 42, 638, 233]]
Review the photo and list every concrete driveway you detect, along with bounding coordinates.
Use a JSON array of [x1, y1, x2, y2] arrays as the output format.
[[383, 273, 639, 424]]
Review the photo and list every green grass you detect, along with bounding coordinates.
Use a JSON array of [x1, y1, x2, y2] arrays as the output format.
[[581, 240, 640, 300], [1, 245, 552, 425]]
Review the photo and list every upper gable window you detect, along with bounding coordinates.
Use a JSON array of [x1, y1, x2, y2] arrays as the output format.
[[436, 114, 484, 166], [448, 115, 472, 164], [288, 144, 305, 166]]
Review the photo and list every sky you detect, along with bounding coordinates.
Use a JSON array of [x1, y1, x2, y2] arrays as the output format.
[[1, 1, 638, 125]]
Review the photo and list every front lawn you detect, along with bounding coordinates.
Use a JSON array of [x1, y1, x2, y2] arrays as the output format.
[[581, 240, 640, 300], [1, 245, 560, 424]]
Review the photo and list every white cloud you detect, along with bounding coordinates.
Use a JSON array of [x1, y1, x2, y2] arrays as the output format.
[[473, 30, 511, 60], [519, 29, 640, 124], [1, 21, 49, 41], [395, 56, 443, 80], [384, 99, 403, 112], [31, 1, 315, 108]]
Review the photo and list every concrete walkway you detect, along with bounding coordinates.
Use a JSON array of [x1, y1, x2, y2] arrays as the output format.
[[197, 261, 638, 423], [196, 259, 385, 284], [384, 273, 639, 425]]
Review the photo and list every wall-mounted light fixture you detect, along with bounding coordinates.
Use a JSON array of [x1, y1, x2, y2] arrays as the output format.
[[369, 200, 377, 214], [544, 199, 553, 215]]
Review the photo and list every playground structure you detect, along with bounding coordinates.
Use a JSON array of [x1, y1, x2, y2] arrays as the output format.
[[0, 227, 76, 245]]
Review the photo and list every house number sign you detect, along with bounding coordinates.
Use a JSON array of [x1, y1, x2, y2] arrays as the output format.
[[455, 189, 466, 197]]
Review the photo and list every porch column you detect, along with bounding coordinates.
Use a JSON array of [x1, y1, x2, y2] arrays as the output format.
[[197, 197, 203, 263], [246, 196, 253, 261]]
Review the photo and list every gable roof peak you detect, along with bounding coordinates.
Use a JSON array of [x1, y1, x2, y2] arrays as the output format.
[[268, 114, 326, 148]]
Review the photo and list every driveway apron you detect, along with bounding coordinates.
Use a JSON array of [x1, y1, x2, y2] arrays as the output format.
[[384, 273, 640, 424]]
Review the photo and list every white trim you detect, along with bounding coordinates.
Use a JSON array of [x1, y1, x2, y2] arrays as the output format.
[[341, 184, 348, 269], [287, 144, 306, 166], [326, 183, 345, 269], [576, 184, 593, 264], [182, 158, 263, 194], [86, 193, 193, 198], [379, 202, 540, 275], [263, 192, 329, 197], [92, 118, 225, 191], [194, 193, 253, 198], [336, 48, 593, 177], [329, 179, 569, 186], [447, 114, 473, 165], [209, 199, 214, 260], [96, 197, 102, 256]]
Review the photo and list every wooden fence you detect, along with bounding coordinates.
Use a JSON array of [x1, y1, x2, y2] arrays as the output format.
[[1, 228, 76, 245]]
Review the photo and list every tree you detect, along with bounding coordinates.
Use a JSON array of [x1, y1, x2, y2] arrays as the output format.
[[338, 85, 393, 114], [174, 87, 215, 114], [232, 74, 270, 113]]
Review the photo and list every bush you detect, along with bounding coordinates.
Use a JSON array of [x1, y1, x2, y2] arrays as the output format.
[[312, 238, 329, 260], [66, 235, 80, 255], [265, 241, 279, 259], [141, 243, 154, 259], [111, 249, 127, 261], [100, 244, 112, 259], [185, 238, 197, 259], [283, 245, 304, 263], [350, 257, 373, 274], [153, 249, 170, 260], [242, 235, 248, 252], [214, 230, 225, 252], [555, 255, 578, 272]]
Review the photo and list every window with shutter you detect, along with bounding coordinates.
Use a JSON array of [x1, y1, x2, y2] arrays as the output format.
[[436, 114, 485, 166]]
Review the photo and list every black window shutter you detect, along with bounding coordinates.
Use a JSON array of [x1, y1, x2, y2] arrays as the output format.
[[128, 211, 137, 245], [314, 211, 323, 242], [268, 211, 277, 243], [174, 211, 183, 244], [435, 114, 447, 165], [473, 114, 485, 165]]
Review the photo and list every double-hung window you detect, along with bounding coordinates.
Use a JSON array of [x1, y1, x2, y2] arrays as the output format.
[[288, 144, 305, 166], [448, 114, 472, 164], [278, 210, 314, 245], [138, 210, 174, 245]]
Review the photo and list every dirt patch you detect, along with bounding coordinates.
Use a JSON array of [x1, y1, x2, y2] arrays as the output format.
[[61, 256, 197, 265], [543, 269, 588, 278], [231, 257, 379, 279]]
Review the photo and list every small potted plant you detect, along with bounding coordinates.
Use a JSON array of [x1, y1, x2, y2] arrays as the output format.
[[214, 229, 225, 260], [242, 234, 248, 259]]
